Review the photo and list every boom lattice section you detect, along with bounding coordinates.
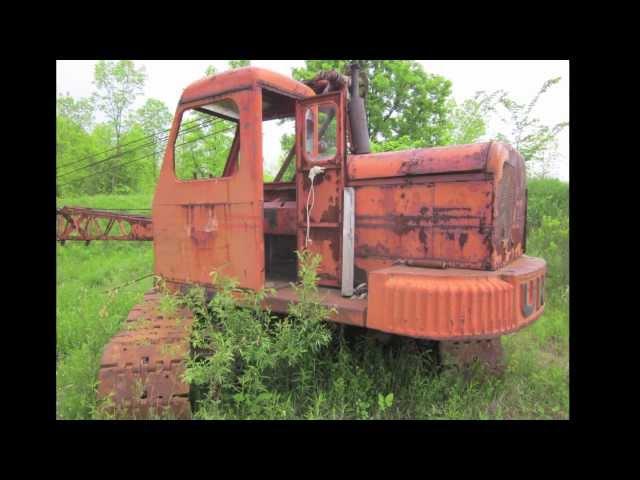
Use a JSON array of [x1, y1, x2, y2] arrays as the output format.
[[56, 206, 153, 243]]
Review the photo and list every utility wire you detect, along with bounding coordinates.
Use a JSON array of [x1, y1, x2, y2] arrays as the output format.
[[58, 125, 236, 188], [57, 115, 213, 171], [57, 119, 217, 178], [57, 117, 219, 178]]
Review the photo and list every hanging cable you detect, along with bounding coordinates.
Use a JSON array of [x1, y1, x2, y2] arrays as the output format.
[[57, 116, 213, 171], [57, 117, 219, 178], [57, 125, 236, 188], [305, 166, 325, 247]]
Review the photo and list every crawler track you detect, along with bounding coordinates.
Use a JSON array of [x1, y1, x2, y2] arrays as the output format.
[[96, 289, 194, 419]]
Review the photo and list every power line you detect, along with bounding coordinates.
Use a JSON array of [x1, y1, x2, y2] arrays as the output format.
[[57, 116, 217, 176], [57, 125, 236, 188], [57, 116, 215, 171], [57, 117, 220, 179], [56, 115, 210, 170]]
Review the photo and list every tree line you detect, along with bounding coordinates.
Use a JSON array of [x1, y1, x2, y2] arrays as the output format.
[[56, 60, 567, 197]]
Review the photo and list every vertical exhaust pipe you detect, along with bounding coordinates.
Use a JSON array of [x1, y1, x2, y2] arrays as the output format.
[[348, 63, 371, 154]]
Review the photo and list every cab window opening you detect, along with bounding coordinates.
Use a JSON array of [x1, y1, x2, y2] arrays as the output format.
[[174, 97, 240, 180]]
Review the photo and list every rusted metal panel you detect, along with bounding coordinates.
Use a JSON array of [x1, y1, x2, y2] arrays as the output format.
[[365, 255, 546, 341], [153, 88, 265, 291], [56, 207, 153, 242], [264, 200, 296, 236], [295, 91, 347, 287], [263, 284, 367, 328], [499, 255, 546, 328], [346, 141, 526, 281], [353, 180, 493, 270], [488, 142, 526, 269], [180, 67, 315, 106], [348, 143, 491, 180]]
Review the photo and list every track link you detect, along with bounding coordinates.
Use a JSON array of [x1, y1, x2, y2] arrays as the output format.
[[96, 289, 194, 419]]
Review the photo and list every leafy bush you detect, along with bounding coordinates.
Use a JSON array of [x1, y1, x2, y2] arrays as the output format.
[[526, 178, 569, 231], [182, 250, 333, 419], [526, 179, 569, 294]]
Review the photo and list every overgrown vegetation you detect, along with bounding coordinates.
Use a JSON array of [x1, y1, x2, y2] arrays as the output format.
[[56, 178, 568, 420], [181, 251, 333, 419], [56, 60, 568, 420]]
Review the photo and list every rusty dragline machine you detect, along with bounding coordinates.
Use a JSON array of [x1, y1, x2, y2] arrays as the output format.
[[57, 65, 546, 418]]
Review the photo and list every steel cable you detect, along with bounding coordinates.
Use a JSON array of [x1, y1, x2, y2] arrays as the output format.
[[57, 125, 236, 188], [57, 116, 214, 171], [57, 117, 220, 178]]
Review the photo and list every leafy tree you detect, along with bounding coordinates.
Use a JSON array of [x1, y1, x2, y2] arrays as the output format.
[[130, 98, 173, 180], [228, 60, 250, 69], [92, 60, 146, 191], [175, 110, 235, 180], [446, 90, 505, 145], [292, 60, 453, 148], [93, 60, 146, 146], [272, 132, 296, 180], [205, 65, 217, 76], [56, 116, 96, 196], [57, 94, 95, 131], [493, 77, 568, 177]]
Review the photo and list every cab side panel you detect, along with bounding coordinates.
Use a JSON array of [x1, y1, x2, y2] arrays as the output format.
[[152, 89, 265, 290]]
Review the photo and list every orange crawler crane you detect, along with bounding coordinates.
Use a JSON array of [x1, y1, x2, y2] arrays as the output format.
[[57, 65, 546, 418]]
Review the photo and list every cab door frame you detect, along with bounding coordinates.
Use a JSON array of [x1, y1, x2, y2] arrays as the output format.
[[295, 90, 346, 287], [153, 87, 265, 291]]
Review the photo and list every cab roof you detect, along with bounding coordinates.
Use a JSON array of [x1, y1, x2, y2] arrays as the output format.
[[180, 66, 316, 105]]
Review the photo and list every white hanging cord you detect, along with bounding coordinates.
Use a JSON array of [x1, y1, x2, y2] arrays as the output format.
[[305, 166, 325, 247]]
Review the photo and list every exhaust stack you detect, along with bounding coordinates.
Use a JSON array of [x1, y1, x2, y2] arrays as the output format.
[[348, 63, 371, 154]]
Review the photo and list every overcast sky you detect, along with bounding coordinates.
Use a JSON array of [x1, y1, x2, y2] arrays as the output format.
[[56, 60, 569, 180]]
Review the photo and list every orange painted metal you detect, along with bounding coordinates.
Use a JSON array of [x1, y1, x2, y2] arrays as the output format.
[[263, 284, 367, 327], [180, 67, 315, 106], [366, 255, 545, 340], [81, 66, 551, 418], [295, 91, 347, 287], [263, 200, 297, 236], [348, 143, 490, 179], [152, 68, 315, 291], [347, 141, 526, 283], [92, 67, 543, 346]]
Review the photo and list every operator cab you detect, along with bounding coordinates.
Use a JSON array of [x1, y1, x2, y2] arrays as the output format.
[[154, 67, 341, 291]]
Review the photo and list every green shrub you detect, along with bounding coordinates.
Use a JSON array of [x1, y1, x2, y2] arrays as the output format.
[[526, 178, 569, 295], [526, 178, 569, 231], [182, 250, 333, 419], [57, 183, 570, 420]]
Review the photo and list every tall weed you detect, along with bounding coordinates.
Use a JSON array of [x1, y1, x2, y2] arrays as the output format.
[[182, 250, 333, 419]]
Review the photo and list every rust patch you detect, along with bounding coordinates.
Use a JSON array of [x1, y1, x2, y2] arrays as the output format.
[[320, 201, 340, 223], [311, 227, 340, 263], [356, 242, 391, 258], [459, 232, 468, 250], [419, 228, 429, 253], [393, 214, 413, 235]]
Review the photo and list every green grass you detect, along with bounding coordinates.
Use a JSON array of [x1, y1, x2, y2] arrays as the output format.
[[56, 180, 569, 420], [56, 194, 154, 419], [57, 193, 153, 210]]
